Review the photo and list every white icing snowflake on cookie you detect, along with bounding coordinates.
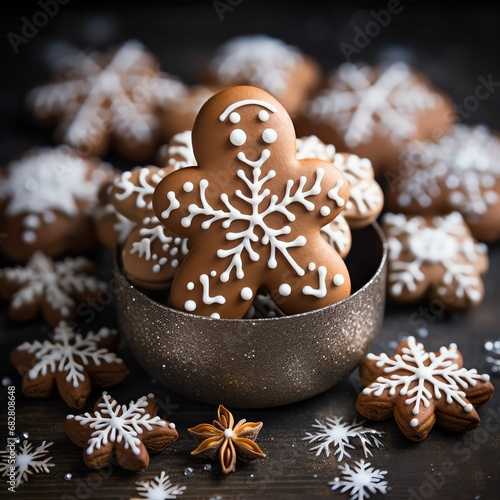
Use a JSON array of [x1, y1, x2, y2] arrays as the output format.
[[66, 392, 171, 457], [395, 125, 500, 222], [306, 62, 439, 147], [11, 321, 128, 408], [27, 40, 186, 159], [362, 336, 491, 429], [0, 146, 111, 246], [328, 459, 388, 500], [383, 212, 488, 307], [0, 251, 106, 326], [0, 440, 54, 488], [158, 131, 197, 170], [303, 417, 384, 461]]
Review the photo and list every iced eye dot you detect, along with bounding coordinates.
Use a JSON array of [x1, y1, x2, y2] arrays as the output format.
[[262, 128, 277, 144], [258, 110, 269, 121], [229, 112, 240, 123], [230, 129, 246, 146]]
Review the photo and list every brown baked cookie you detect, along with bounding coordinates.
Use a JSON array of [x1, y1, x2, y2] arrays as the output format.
[[384, 124, 500, 243], [26, 40, 186, 162], [153, 85, 351, 318], [356, 336, 495, 441], [110, 166, 190, 290], [160, 85, 216, 141], [296, 135, 384, 228], [157, 130, 197, 170], [93, 182, 137, 250], [64, 391, 178, 471], [382, 212, 488, 310], [10, 321, 129, 409], [0, 251, 107, 326], [201, 35, 322, 117], [295, 62, 454, 174], [0, 146, 114, 263]]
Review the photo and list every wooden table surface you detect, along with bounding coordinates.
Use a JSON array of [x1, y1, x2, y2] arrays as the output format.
[[1, 2, 499, 499]]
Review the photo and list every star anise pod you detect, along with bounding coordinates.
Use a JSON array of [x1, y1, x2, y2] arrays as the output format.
[[188, 404, 266, 474]]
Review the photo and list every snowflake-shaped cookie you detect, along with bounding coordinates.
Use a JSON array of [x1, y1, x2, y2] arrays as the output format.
[[111, 166, 190, 290], [298, 62, 452, 172], [10, 321, 128, 408], [131, 471, 186, 500], [0, 251, 107, 326], [27, 40, 186, 161], [64, 391, 178, 471], [296, 135, 384, 228], [303, 417, 384, 461], [203, 35, 321, 116], [328, 459, 388, 500], [382, 212, 488, 309], [356, 336, 495, 441], [0, 146, 114, 262], [387, 125, 500, 242], [0, 440, 54, 488], [153, 85, 351, 318]]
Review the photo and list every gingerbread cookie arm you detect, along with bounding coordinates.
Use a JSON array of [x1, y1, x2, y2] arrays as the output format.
[[153, 166, 221, 238]]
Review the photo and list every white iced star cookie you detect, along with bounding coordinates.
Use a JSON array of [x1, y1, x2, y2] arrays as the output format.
[[356, 336, 495, 441], [153, 86, 351, 318], [382, 212, 488, 310]]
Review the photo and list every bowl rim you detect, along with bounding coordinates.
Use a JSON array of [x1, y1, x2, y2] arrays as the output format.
[[115, 221, 388, 323]]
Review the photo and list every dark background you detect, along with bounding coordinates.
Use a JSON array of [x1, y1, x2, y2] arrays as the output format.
[[1, 2, 500, 499], [1, 0, 500, 165]]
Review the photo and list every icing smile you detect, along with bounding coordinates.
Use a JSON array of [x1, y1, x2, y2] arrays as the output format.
[[237, 149, 271, 169]]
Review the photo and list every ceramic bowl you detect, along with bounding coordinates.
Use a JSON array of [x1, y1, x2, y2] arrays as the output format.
[[115, 222, 387, 408]]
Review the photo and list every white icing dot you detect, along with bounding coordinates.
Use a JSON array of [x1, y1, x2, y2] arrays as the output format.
[[210, 312, 220, 319], [24, 214, 40, 228], [279, 284, 291, 296], [210, 270, 217, 277], [184, 300, 196, 312], [169, 422, 176, 429], [464, 403, 473, 412], [240, 287, 253, 301], [187, 282, 195, 290], [410, 418, 419, 428], [230, 129, 246, 146], [23, 231, 36, 244], [152, 254, 158, 260], [308, 262, 316, 271], [258, 110, 269, 121], [170, 247, 178, 256], [229, 112, 241, 123], [183, 182, 194, 192], [152, 264, 161, 273], [144, 216, 151, 225], [333, 274, 345, 286], [320, 206, 331, 216], [262, 128, 277, 144], [171, 259, 179, 268]]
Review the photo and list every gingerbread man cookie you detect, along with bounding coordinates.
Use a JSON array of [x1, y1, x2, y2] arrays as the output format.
[[295, 62, 454, 174], [0, 146, 114, 263], [382, 212, 488, 310], [385, 124, 500, 243], [201, 35, 322, 117], [356, 336, 495, 441], [153, 86, 351, 318], [110, 166, 190, 290]]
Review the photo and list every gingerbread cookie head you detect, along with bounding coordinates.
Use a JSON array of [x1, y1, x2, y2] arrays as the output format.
[[382, 212, 488, 310], [356, 336, 495, 441], [153, 85, 351, 318], [110, 166, 190, 290]]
